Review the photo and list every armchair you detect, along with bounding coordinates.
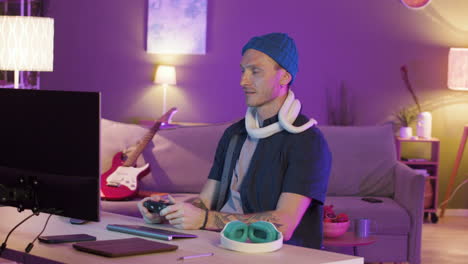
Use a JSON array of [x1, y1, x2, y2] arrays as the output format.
[[321, 125, 424, 264]]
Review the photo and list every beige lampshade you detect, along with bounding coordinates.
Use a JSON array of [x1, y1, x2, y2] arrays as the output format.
[[154, 65, 176, 85], [0, 16, 54, 71], [448, 48, 468, 91]]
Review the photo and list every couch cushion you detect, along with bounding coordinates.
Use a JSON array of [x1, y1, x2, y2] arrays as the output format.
[[325, 196, 411, 235], [101, 119, 232, 194], [319, 125, 396, 197], [143, 122, 231, 193]]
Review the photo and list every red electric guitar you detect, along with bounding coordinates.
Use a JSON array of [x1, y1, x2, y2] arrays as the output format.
[[100, 108, 177, 200]]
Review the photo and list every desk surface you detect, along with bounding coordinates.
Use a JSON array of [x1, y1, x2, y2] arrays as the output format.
[[0, 207, 362, 264]]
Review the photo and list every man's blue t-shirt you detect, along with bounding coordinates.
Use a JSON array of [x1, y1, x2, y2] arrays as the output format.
[[208, 114, 332, 249]]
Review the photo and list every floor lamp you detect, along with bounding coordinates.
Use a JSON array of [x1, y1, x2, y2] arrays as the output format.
[[0, 16, 54, 89], [440, 48, 468, 217]]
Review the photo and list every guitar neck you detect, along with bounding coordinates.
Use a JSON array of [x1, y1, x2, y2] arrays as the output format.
[[121, 107, 177, 167], [123, 122, 162, 167]]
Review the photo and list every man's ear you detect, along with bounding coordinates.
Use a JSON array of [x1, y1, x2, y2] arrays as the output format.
[[280, 70, 292, 86]]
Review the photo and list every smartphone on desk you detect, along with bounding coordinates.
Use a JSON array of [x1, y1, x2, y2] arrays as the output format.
[[39, 234, 96, 244]]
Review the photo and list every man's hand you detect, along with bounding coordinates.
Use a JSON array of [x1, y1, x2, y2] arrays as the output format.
[[160, 202, 206, 230], [137, 195, 172, 224]]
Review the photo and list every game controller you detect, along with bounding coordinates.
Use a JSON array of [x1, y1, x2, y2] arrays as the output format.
[[143, 200, 172, 214]]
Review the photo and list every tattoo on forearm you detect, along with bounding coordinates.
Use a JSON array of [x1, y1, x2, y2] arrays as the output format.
[[191, 198, 209, 210], [212, 211, 283, 230]]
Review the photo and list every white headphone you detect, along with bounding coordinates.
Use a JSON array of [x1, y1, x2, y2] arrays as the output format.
[[245, 90, 317, 139], [219, 221, 283, 253]]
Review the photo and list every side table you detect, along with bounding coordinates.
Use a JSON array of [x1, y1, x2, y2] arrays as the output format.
[[395, 137, 440, 223], [323, 232, 376, 256]]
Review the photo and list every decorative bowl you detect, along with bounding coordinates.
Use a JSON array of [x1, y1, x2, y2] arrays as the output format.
[[323, 220, 350, 238]]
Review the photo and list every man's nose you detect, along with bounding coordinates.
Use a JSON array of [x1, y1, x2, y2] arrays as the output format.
[[240, 72, 250, 87]]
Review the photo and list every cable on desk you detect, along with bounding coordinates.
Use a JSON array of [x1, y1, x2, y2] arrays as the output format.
[[0, 212, 36, 256], [25, 213, 53, 253]]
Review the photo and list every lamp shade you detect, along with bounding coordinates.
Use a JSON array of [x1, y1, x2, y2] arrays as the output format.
[[0, 16, 54, 71], [154, 65, 176, 85], [448, 48, 468, 91]]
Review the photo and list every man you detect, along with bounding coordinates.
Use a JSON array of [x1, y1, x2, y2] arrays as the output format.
[[138, 32, 331, 249]]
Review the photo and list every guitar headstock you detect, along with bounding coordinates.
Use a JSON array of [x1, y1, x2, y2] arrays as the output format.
[[123, 107, 178, 167], [158, 107, 178, 125]]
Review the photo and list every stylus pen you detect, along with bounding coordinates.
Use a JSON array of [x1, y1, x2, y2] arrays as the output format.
[[178, 252, 214, 260]]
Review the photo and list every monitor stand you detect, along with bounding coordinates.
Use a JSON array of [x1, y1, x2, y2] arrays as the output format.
[[69, 218, 88, 225]]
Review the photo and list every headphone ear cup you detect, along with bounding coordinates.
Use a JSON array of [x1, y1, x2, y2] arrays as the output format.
[[248, 221, 278, 243], [223, 221, 248, 242]]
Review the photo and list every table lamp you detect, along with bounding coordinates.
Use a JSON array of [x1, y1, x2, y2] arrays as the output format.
[[440, 47, 468, 217], [0, 16, 54, 89], [154, 65, 177, 115]]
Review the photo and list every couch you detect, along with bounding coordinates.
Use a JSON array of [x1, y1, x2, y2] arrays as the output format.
[[100, 119, 424, 264]]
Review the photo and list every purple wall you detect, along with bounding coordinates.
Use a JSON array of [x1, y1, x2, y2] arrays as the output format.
[[42, 0, 468, 209]]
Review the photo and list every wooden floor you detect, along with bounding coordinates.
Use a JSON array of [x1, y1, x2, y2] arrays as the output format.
[[372, 215, 468, 264], [420, 215, 468, 264]]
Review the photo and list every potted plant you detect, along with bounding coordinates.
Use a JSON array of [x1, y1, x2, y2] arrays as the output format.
[[394, 107, 417, 138]]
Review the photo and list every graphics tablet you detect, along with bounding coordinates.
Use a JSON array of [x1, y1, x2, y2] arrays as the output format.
[[73, 237, 177, 257], [106, 224, 197, 241]]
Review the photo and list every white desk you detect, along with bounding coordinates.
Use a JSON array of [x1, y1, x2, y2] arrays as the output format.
[[0, 207, 362, 264]]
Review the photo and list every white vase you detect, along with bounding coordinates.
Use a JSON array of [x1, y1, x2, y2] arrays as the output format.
[[399, 127, 413, 138], [416, 112, 432, 139]]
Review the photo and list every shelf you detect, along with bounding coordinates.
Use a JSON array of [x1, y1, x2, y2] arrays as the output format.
[[402, 161, 438, 165], [396, 137, 439, 142], [138, 120, 216, 129], [395, 137, 440, 222]]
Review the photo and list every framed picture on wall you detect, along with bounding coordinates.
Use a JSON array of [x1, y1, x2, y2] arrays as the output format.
[[146, 0, 207, 55]]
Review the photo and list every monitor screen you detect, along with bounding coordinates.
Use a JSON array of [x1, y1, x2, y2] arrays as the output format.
[[0, 89, 100, 222]]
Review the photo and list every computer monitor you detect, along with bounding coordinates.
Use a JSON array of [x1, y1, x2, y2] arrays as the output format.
[[0, 89, 100, 222]]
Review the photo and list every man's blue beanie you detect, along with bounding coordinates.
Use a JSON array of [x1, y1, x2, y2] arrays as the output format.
[[242, 33, 298, 84]]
